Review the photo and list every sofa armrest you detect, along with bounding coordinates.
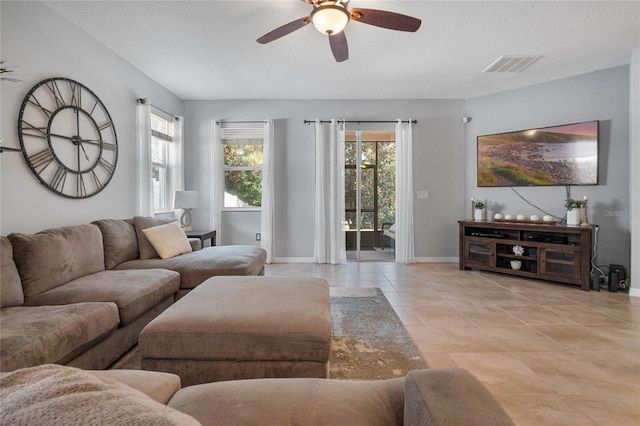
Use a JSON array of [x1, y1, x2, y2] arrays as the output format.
[[403, 369, 514, 426], [188, 238, 201, 251]]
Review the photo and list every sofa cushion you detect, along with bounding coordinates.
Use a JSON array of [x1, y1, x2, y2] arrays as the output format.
[[8, 224, 105, 300], [403, 368, 515, 426], [133, 216, 178, 260], [0, 302, 119, 371], [24, 269, 180, 326], [168, 376, 404, 426], [142, 221, 192, 260], [116, 245, 267, 290], [0, 365, 200, 426], [1, 236, 24, 308], [92, 219, 139, 269]]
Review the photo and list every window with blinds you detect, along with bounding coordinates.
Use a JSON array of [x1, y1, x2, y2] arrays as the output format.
[[221, 127, 264, 208], [151, 112, 174, 212]]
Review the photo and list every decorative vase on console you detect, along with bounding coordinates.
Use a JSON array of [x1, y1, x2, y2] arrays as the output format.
[[564, 198, 584, 226], [473, 200, 486, 221], [511, 245, 524, 270]]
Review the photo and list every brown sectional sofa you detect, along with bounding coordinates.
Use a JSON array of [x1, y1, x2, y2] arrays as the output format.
[[0, 364, 515, 425], [0, 218, 267, 372], [96, 218, 266, 299]]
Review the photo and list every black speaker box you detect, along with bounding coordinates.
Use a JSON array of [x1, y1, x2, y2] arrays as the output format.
[[608, 264, 627, 292]]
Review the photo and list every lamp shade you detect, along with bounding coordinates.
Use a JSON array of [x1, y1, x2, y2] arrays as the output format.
[[310, 3, 350, 35], [174, 190, 199, 209]]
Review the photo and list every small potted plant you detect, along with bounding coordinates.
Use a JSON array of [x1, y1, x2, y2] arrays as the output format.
[[473, 200, 486, 221], [511, 245, 524, 270], [564, 198, 584, 225]]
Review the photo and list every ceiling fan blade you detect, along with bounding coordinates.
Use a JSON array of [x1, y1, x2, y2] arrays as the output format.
[[257, 17, 310, 44], [351, 8, 421, 32], [329, 31, 349, 62]]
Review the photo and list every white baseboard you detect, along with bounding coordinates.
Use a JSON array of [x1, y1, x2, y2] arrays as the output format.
[[272, 257, 459, 264], [629, 287, 640, 298], [273, 257, 315, 263], [415, 257, 459, 263]]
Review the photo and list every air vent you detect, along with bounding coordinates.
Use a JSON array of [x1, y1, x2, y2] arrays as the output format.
[[483, 55, 542, 73]]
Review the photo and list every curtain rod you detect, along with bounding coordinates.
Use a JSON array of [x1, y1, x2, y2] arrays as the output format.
[[136, 98, 179, 121], [303, 119, 417, 125], [216, 120, 268, 125]]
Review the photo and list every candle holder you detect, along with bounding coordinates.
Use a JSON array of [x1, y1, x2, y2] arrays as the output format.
[[581, 199, 589, 226], [470, 199, 475, 220]]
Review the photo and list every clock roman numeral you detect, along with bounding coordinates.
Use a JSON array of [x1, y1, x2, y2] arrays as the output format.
[[28, 149, 55, 172], [88, 100, 100, 116], [98, 122, 112, 132], [101, 142, 117, 151], [77, 174, 87, 198], [21, 120, 48, 139], [91, 170, 104, 190], [70, 81, 82, 108], [45, 80, 65, 108], [97, 158, 114, 174], [27, 95, 54, 120], [50, 165, 67, 192]]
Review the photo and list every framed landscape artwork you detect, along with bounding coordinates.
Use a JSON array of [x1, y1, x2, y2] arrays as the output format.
[[477, 121, 599, 187]]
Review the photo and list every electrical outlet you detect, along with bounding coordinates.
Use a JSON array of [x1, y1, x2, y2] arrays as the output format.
[[256, 233, 261, 241]]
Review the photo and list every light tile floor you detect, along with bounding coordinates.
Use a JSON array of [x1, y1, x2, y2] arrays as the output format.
[[265, 261, 640, 426]]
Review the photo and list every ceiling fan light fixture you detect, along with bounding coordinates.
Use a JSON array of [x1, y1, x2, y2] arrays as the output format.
[[310, 3, 350, 35]]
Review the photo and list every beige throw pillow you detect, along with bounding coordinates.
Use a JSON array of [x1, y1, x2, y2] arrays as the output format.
[[142, 221, 193, 259], [133, 216, 178, 259]]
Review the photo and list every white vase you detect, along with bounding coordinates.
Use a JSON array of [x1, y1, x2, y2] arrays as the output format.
[[566, 209, 581, 225], [474, 208, 486, 221], [510, 260, 522, 270]]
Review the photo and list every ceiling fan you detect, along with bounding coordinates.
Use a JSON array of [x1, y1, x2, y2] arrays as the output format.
[[257, 0, 421, 62]]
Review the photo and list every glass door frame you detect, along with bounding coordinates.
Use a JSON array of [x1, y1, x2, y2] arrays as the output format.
[[346, 129, 395, 262]]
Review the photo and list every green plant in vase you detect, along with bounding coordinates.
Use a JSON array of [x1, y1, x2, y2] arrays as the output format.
[[473, 200, 486, 221], [564, 198, 584, 211], [564, 198, 584, 225]]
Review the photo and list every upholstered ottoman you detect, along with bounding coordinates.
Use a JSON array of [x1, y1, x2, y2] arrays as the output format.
[[138, 276, 331, 386]]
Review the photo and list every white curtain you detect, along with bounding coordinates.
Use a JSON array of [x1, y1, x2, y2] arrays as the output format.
[[395, 119, 415, 263], [261, 120, 275, 263], [211, 120, 224, 243], [630, 47, 639, 296], [135, 100, 153, 216], [314, 119, 346, 264], [170, 116, 185, 218]]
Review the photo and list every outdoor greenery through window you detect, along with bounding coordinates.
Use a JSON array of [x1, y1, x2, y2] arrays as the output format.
[[223, 142, 263, 208], [345, 132, 396, 233], [151, 112, 173, 212]]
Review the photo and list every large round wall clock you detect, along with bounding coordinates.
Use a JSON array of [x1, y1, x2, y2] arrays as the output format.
[[17, 77, 118, 199]]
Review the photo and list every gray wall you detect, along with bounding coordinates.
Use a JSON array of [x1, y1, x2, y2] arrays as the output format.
[[0, 1, 183, 234], [183, 99, 466, 260], [465, 66, 631, 274], [2, 1, 632, 273]]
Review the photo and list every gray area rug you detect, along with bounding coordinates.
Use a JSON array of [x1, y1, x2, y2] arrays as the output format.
[[329, 287, 426, 380], [111, 287, 426, 380]]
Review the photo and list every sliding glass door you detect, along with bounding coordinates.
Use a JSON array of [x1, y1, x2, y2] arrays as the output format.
[[345, 131, 395, 261]]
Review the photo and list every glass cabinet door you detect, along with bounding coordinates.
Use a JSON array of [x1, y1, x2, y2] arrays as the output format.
[[540, 248, 580, 279], [465, 241, 495, 267]]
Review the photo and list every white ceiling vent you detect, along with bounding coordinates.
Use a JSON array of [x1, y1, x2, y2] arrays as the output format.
[[483, 55, 542, 73]]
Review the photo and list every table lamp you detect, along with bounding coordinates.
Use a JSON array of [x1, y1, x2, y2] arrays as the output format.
[[174, 190, 198, 231]]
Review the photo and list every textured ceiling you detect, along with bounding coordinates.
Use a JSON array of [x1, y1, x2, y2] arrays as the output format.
[[43, 0, 640, 100]]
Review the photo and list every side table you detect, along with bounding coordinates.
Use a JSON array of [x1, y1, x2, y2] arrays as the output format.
[[185, 229, 217, 247]]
